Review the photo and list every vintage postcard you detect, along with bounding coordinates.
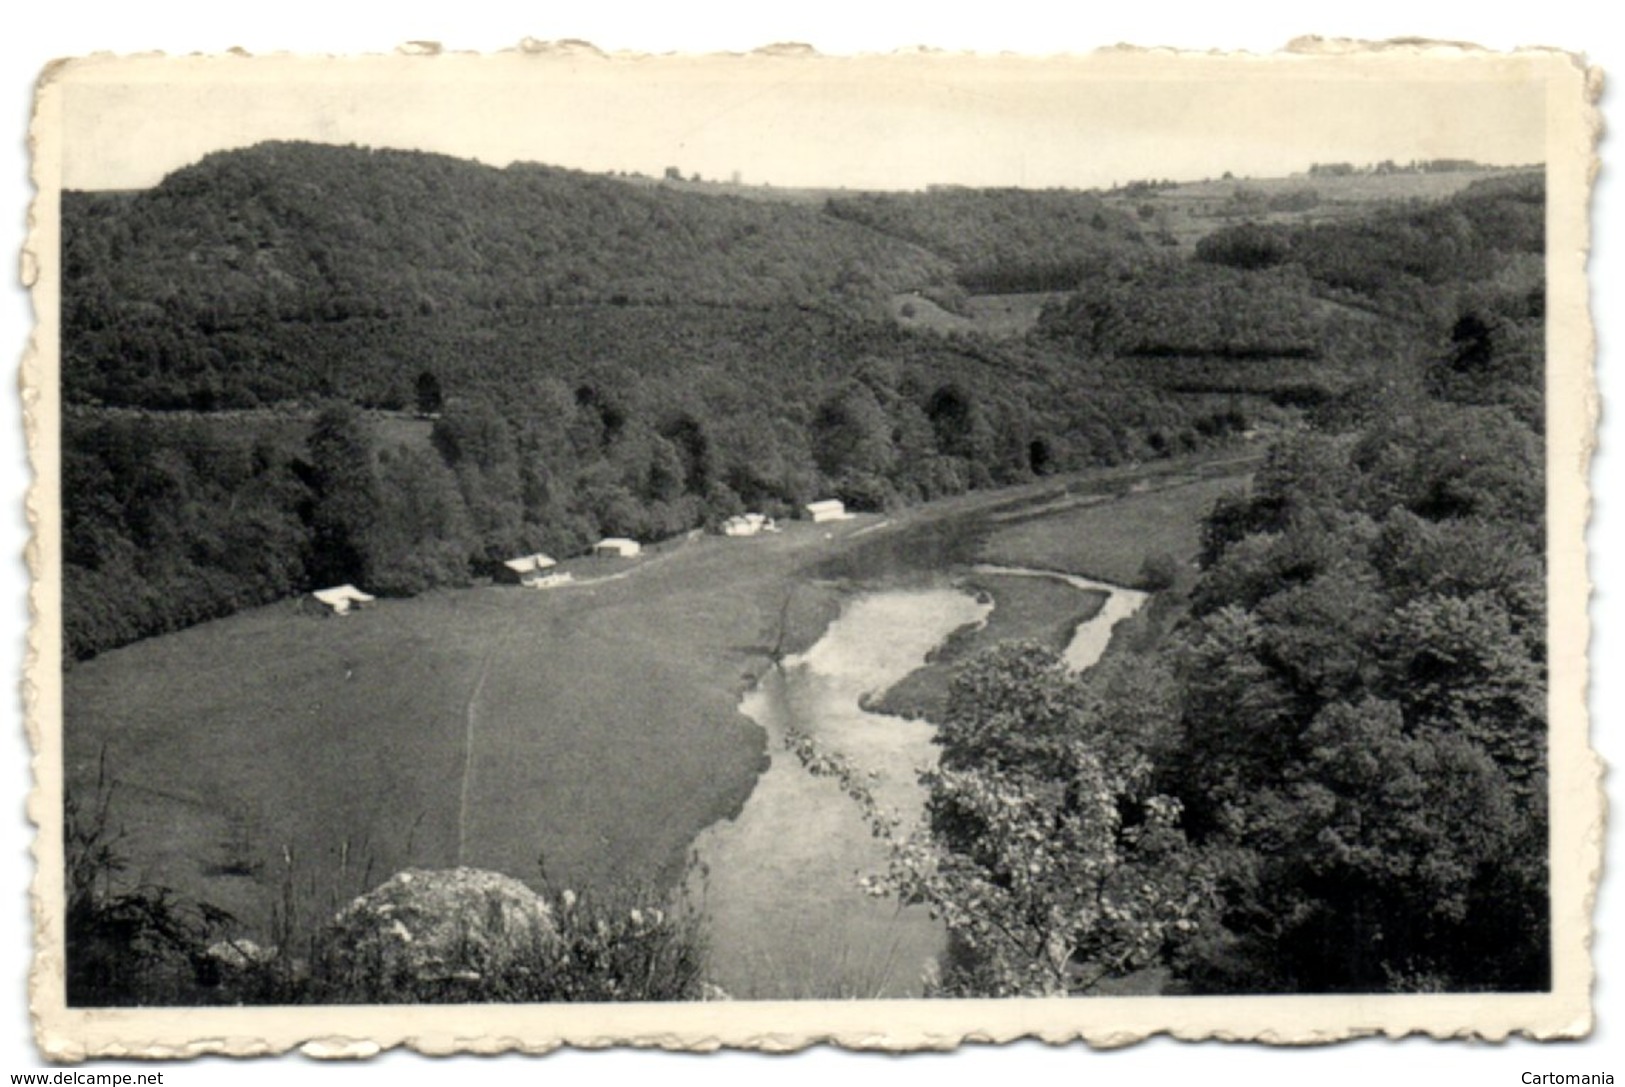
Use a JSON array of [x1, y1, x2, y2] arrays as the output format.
[[23, 42, 1600, 1058]]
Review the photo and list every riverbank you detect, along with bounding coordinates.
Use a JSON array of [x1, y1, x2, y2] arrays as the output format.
[[867, 572, 1108, 721], [683, 465, 1241, 996], [693, 557, 1156, 997], [690, 587, 991, 998]]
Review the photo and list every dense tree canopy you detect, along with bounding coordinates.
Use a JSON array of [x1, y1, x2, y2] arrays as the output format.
[[871, 646, 1209, 997], [1164, 408, 1547, 992], [880, 238, 1549, 992]]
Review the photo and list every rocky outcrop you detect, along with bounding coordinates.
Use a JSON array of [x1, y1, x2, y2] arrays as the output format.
[[326, 867, 559, 994]]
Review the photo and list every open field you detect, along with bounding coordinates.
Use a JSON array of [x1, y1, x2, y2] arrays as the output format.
[[888, 292, 975, 335], [1164, 167, 1533, 205], [65, 450, 1255, 942], [888, 290, 1062, 339], [981, 471, 1251, 585], [961, 291, 1064, 336], [65, 519, 863, 928]]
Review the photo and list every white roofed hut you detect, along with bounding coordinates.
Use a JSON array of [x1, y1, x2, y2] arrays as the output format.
[[497, 553, 559, 586], [722, 512, 770, 537], [592, 537, 642, 559], [805, 499, 851, 523], [310, 584, 376, 616]]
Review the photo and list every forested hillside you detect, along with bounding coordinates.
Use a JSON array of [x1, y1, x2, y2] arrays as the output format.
[[825, 187, 1140, 293], [877, 229, 1549, 996], [63, 142, 960, 409], [1037, 172, 1544, 414], [59, 143, 1200, 658], [60, 144, 1543, 663]]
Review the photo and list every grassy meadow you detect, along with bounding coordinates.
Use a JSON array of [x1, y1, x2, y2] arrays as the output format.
[[888, 290, 1063, 340], [980, 472, 1250, 585], [65, 519, 860, 931]]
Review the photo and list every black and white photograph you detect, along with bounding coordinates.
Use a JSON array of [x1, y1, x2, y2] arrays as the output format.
[[10, 28, 1607, 1065]]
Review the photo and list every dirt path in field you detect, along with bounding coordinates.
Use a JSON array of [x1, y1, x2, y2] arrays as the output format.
[[457, 647, 497, 866]]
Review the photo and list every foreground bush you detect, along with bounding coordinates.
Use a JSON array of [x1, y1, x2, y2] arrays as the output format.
[[65, 773, 234, 1006], [66, 792, 709, 1006]]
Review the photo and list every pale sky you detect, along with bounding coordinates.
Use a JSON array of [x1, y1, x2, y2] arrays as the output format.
[[55, 50, 1551, 191]]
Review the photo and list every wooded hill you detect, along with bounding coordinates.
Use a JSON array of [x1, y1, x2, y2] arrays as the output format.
[[60, 144, 1543, 659], [825, 187, 1140, 294], [62, 144, 1156, 411]]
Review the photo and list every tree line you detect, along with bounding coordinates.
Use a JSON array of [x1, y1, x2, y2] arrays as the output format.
[[1190, 171, 1544, 325], [62, 340, 1241, 660]]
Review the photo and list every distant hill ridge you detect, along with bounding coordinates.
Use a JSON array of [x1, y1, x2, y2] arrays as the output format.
[[65, 140, 955, 319], [62, 140, 1158, 410], [63, 141, 1151, 315]]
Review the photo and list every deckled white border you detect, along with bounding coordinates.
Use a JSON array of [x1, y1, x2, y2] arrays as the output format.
[[18, 41, 1603, 1060]]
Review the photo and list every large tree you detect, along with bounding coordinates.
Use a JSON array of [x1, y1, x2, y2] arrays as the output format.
[[306, 402, 381, 587], [869, 645, 1209, 997]]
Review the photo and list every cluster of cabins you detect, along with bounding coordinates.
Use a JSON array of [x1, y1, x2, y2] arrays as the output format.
[[308, 499, 852, 613], [723, 498, 848, 534]]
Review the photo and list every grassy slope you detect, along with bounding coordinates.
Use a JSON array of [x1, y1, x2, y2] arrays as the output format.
[[64, 521, 858, 929], [888, 290, 1063, 340]]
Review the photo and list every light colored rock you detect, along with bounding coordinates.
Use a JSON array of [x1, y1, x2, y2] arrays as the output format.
[[205, 938, 274, 971], [328, 867, 559, 987]]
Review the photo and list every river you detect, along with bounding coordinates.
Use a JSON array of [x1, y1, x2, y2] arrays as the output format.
[[691, 571, 1147, 999]]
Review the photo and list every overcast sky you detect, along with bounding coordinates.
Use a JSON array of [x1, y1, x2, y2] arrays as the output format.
[[55, 50, 1550, 191]]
